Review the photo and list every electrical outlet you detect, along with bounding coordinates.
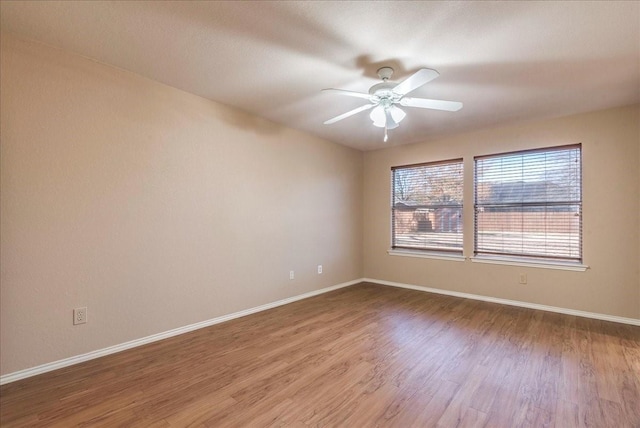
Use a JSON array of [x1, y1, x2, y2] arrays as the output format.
[[317, 265, 323, 274], [73, 307, 87, 325], [289, 270, 295, 280], [519, 274, 527, 285]]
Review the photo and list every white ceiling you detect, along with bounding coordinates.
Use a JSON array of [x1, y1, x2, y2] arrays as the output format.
[[1, 1, 639, 151]]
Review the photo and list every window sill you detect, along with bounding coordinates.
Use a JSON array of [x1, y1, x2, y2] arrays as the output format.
[[470, 256, 588, 271], [388, 249, 466, 262]]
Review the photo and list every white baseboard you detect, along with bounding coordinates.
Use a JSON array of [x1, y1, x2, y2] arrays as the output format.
[[363, 277, 640, 327], [0, 279, 361, 386], [3, 277, 638, 385]]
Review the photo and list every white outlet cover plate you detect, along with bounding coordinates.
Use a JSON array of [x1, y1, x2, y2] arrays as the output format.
[[73, 307, 87, 325]]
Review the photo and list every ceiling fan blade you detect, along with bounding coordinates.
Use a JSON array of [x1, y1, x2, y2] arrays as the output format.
[[400, 97, 463, 111], [392, 68, 440, 96], [322, 88, 372, 100], [324, 104, 375, 125]]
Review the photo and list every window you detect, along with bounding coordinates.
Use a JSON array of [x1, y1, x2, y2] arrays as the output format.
[[391, 159, 463, 254], [474, 144, 582, 262]]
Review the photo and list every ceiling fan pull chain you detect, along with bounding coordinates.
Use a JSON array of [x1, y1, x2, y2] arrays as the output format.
[[384, 127, 388, 143]]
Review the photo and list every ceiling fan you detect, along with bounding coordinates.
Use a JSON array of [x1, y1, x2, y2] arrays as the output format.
[[323, 67, 462, 142]]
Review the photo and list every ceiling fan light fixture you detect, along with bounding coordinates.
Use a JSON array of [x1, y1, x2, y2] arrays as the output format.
[[390, 105, 406, 124], [370, 105, 386, 127], [370, 105, 406, 128]]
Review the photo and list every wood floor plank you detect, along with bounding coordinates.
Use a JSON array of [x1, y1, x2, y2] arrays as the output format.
[[457, 407, 489, 428], [164, 395, 236, 427], [437, 362, 491, 425], [1, 282, 638, 427], [411, 378, 460, 427], [554, 398, 580, 428]]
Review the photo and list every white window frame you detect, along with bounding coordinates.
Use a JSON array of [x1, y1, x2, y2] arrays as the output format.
[[390, 159, 464, 259]]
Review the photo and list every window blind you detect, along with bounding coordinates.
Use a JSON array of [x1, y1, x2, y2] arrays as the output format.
[[392, 159, 463, 253], [474, 144, 582, 261]]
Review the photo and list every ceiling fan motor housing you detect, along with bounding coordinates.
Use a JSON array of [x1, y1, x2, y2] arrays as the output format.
[[372, 67, 400, 102], [369, 82, 399, 99]]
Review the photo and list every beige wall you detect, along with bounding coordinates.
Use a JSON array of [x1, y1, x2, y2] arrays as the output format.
[[0, 35, 363, 375], [364, 104, 640, 319]]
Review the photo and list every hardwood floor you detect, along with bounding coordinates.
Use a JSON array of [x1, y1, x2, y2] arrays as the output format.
[[1, 282, 639, 427]]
